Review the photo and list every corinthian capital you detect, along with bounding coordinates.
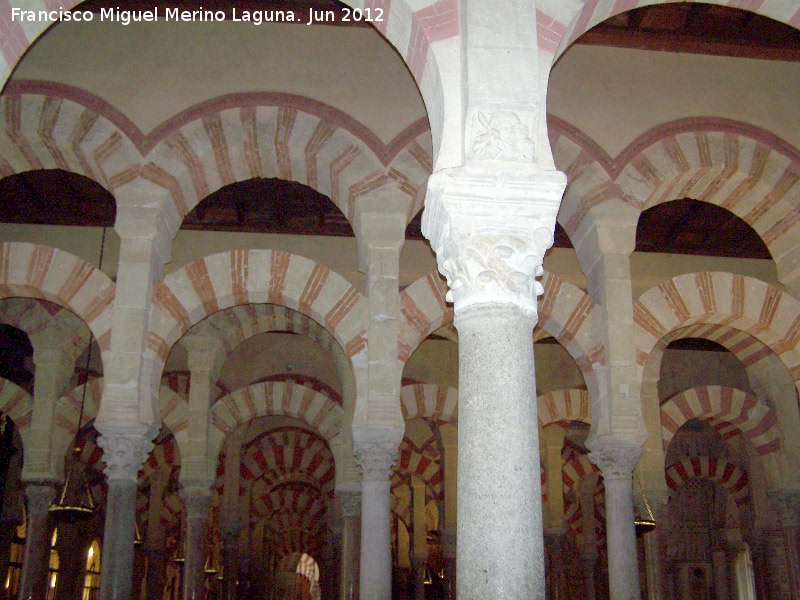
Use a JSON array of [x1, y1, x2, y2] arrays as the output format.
[[352, 426, 403, 482], [422, 164, 566, 315], [98, 434, 154, 482], [588, 444, 643, 480]]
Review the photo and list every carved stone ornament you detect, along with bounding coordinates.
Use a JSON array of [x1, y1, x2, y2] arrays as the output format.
[[181, 486, 213, 518], [354, 441, 399, 481], [421, 165, 567, 316], [98, 434, 155, 482], [589, 445, 643, 480], [768, 490, 800, 527], [472, 110, 536, 163], [25, 483, 57, 515], [438, 227, 553, 316], [338, 490, 362, 517]]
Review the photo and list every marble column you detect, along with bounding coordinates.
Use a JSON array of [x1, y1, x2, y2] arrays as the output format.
[[422, 160, 565, 600], [338, 490, 361, 600], [220, 522, 241, 600], [352, 191, 407, 600], [145, 470, 168, 600], [53, 523, 87, 600], [590, 446, 643, 600], [181, 486, 211, 600], [642, 498, 668, 600], [769, 491, 800, 598], [353, 437, 398, 600], [17, 483, 56, 600], [97, 435, 154, 600], [437, 424, 457, 600], [95, 190, 172, 600], [580, 554, 598, 600], [412, 476, 428, 600]]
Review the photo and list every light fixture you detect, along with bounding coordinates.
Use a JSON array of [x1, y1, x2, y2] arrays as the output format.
[[204, 555, 219, 575], [634, 471, 656, 537], [49, 228, 107, 522], [134, 520, 144, 547]]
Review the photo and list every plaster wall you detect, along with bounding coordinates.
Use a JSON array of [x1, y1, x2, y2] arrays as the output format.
[[11, 21, 427, 143], [548, 45, 800, 156]]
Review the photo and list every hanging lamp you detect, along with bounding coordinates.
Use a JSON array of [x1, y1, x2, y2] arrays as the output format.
[[49, 227, 107, 522], [134, 519, 144, 547], [204, 554, 219, 575], [633, 471, 656, 537]]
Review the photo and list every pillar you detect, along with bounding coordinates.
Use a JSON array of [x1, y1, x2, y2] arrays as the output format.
[[412, 476, 428, 600], [542, 426, 566, 599], [769, 490, 800, 598], [572, 199, 648, 600], [181, 486, 211, 600], [53, 523, 87, 600], [220, 522, 241, 600], [590, 446, 643, 600], [145, 470, 168, 600], [437, 424, 457, 600], [353, 437, 399, 600], [17, 483, 56, 600], [422, 155, 565, 600], [352, 190, 408, 600], [337, 489, 361, 600], [98, 435, 154, 600], [641, 497, 668, 600], [96, 186, 174, 600]]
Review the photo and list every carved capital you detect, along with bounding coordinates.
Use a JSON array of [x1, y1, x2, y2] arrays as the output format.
[[338, 490, 362, 517], [221, 521, 242, 546], [98, 434, 154, 482], [768, 490, 800, 527], [354, 442, 398, 481], [352, 426, 402, 482], [589, 445, 642, 480], [422, 165, 566, 315], [25, 483, 57, 517], [180, 485, 213, 520]]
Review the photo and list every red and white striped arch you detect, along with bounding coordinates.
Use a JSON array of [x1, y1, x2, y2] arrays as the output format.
[[0, 242, 115, 353], [538, 388, 590, 428], [236, 428, 335, 497], [0, 297, 89, 357], [398, 269, 598, 370], [144, 102, 429, 225], [0, 377, 32, 431], [0, 89, 142, 190], [400, 384, 458, 423], [0, 0, 456, 151], [191, 303, 339, 357], [661, 385, 781, 457], [1, 85, 432, 235], [634, 272, 800, 392], [665, 455, 750, 510], [658, 322, 781, 375], [562, 453, 601, 492], [139, 431, 182, 483], [552, 1, 800, 61], [52, 377, 103, 472], [210, 380, 343, 472], [158, 385, 189, 455], [146, 249, 367, 399], [554, 118, 800, 289]]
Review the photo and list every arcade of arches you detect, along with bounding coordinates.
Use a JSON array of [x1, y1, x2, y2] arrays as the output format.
[[1, 1, 800, 600]]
